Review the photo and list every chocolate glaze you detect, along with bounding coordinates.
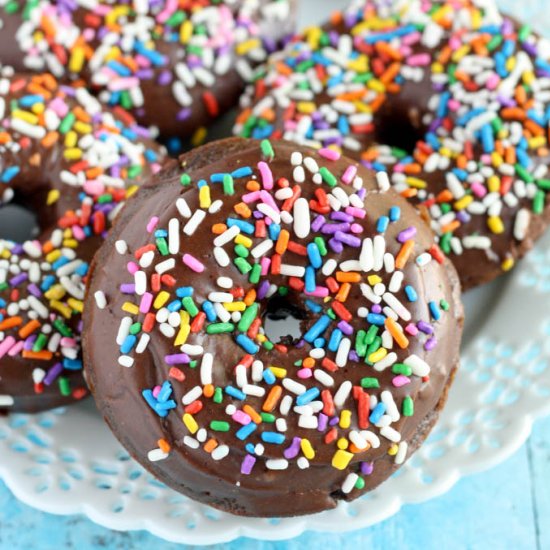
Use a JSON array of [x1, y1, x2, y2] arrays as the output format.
[[84, 138, 463, 517], [0, 0, 297, 140], [0, 73, 165, 413], [234, 2, 550, 291]]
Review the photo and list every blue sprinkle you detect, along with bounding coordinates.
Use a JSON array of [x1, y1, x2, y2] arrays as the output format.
[[268, 223, 281, 241], [75, 263, 89, 277], [227, 218, 255, 234], [303, 315, 331, 343], [63, 358, 82, 371], [210, 173, 225, 183], [157, 381, 173, 402], [156, 399, 177, 412], [366, 313, 385, 326], [261, 432, 286, 444], [369, 402, 386, 424], [262, 369, 276, 385], [245, 442, 256, 454], [197, 179, 207, 188], [120, 335, 137, 354], [154, 229, 168, 238], [389, 206, 401, 222], [232, 166, 253, 179], [236, 422, 257, 440], [1, 166, 20, 183], [296, 387, 320, 406], [202, 300, 217, 322], [328, 328, 343, 353], [429, 301, 441, 321], [41, 275, 56, 292], [176, 287, 194, 298], [313, 337, 326, 348], [236, 333, 260, 354], [480, 124, 495, 153], [405, 285, 418, 302], [305, 266, 316, 293], [225, 386, 246, 400], [52, 256, 70, 271], [377, 216, 389, 233], [18, 94, 44, 107], [305, 299, 322, 313], [307, 243, 322, 269], [106, 60, 132, 76], [167, 300, 182, 312]]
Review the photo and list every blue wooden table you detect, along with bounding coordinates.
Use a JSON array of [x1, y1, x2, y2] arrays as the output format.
[[1, 415, 548, 549]]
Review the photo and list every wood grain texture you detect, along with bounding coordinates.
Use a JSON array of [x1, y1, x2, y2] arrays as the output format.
[[1, 416, 548, 550]]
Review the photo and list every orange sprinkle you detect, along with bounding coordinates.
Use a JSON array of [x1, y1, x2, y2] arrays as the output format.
[[441, 220, 461, 234], [203, 384, 215, 398], [335, 282, 351, 303], [262, 385, 282, 412], [335, 271, 361, 283], [303, 357, 315, 369], [158, 439, 171, 453], [211, 223, 227, 235], [395, 240, 415, 270], [18, 320, 41, 339], [244, 289, 256, 306], [275, 229, 290, 254], [22, 350, 53, 361], [243, 404, 262, 424], [385, 318, 409, 349], [0, 316, 23, 331], [203, 439, 218, 453], [246, 180, 261, 191]]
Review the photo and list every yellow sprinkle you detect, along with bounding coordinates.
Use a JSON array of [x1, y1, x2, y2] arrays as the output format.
[[234, 234, 253, 248], [47, 189, 60, 205], [122, 302, 139, 315], [367, 275, 382, 286], [332, 449, 353, 470], [126, 185, 139, 198], [454, 195, 473, 211], [223, 302, 246, 312], [529, 136, 547, 149], [388, 444, 399, 456], [104, 46, 122, 63], [62, 239, 79, 249], [174, 312, 190, 347], [491, 152, 503, 168], [269, 366, 287, 378], [368, 347, 387, 364], [487, 216, 505, 234], [297, 101, 316, 114], [431, 61, 444, 74], [304, 26, 322, 48], [199, 185, 211, 209], [337, 437, 349, 450], [67, 298, 83, 313], [523, 71, 535, 86], [235, 38, 261, 56], [505, 56, 516, 72], [488, 175, 501, 193], [256, 333, 267, 343], [64, 131, 78, 148], [439, 147, 453, 158], [502, 257, 515, 272], [348, 55, 368, 73], [153, 291, 170, 309], [64, 148, 83, 161], [50, 300, 72, 319], [183, 413, 198, 434], [300, 439, 315, 460], [339, 409, 352, 429], [451, 44, 470, 62], [12, 110, 38, 124], [46, 250, 62, 263], [69, 48, 85, 73], [45, 285, 66, 301], [191, 127, 207, 148], [0, 249, 11, 259], [405, 177, 427, 189], [31, 103, 45, 115], [74, 121, 92, 135], [179, 19, 193, 43], [354, 101, 372, 114], [367, 79, 385, 93]]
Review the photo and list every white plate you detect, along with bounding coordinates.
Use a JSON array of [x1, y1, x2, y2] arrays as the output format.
[[1, 0, 550, 545]]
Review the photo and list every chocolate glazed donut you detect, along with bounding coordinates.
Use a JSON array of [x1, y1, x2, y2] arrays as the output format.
[[0, 0, 297, 140], [83, 137, 463, 517], [0, 69, 165, 412], [235, 0, 550, 290]]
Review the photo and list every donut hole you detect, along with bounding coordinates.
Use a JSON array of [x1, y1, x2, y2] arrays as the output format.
[[263, 294, 306, 345], [0, 201, 40, 243]]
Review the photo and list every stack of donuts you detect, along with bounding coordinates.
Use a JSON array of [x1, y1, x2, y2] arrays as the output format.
[[0, 0, 547, 518]]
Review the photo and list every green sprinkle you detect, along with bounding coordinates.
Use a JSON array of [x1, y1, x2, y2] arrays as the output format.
[[536, 179, 550, 191], [519, 25, 531, 42], [403, 396, 414, 417], [180, 174, 191, 186], [59, 377, 71, 397], [260, 412, 276, 423], [354, 476, 366, 490], [392, 364, 412, 376], [120, 90, 132, 109], [206, 323, 235, 334], [130, 322, 142, 335], [263, 340, 274, 351], [32, 333, 47, 352], [516, 163, 534, 183], [261, 139, 275, 160], [319, 166, 337, 187], [156, 237, 169, 256], [213, 387, 223, 404], [189, 360, 197, 369], [440, 299, 450, 312], [533, 190, 545, 215], [440, 232, 452, 254], [360, 377, 380, 389], [234, 257, 252, 274], [210, 421, 230, 432], [487, 35, 503, 51], [0, 282, 8, 292], [365, 325, 379, 346], [58, 112, 75, 134], [238, 303, 259, 332], [182, 296, 199, 317], [97, 193, 113, 204], [234, 244, 249, 258], [53, 319, 72, 337], [355, 330, 367, 357], [314, 236, 327, 256], [223, 174, 235, 195], [278, 286, 289, 297]]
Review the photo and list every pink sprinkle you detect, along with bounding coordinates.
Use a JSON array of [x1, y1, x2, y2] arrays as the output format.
[[342, 165, 357, 185], [183, 253, 205, 273], [127, 261, 139, 275], [260, 190, 279, 212], [447, 99, 461, 112], [394, 164, 406, 173], [140, 292, 153, 313], [471, 182, 487, 198], [242, 191, 261, 203], [152, 385, 162, 398], [8, 340, 24, 357], [146, 217, 159, 233], [350, 223, 363, 234], [305, 286, 329, 298], [232, 410, 252, 425], [72, 225, 86, 241], [297, 368, 313, 379], [402, 31, 422, 46], [83, 180, 105, 196], [319, 148, 341, 161], [392, 375, 411, 387], [407, 53, 430, 66], [486, 74, 500, 90], [345, 206, 366, 219], [108, 76, 141, 92], [405, 323, 418, 336], [0, 336, 16, 359], [49, 97, 69, 117], [60, 337, 77, 347], [258, 161, 273, 190], [260, 257, 271, 276]]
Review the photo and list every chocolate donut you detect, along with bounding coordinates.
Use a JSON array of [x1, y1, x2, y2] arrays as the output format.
[[234, 0, 550, 290], [0, 0, 296, 142], [0, 68, 165, 412], [83, 137, 463, 517]]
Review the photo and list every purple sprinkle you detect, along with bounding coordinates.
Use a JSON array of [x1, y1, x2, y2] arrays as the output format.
[[397, 227, 417, 243], [329, 416, 340, 426], [283, 437, 302, 459], [328, 238, 343, 254], [24, 335, 37, 351], [317, 413, 328, 432], [165, 353, 190, 365], [44, 362, 64, 386], [9, 273, 28, 286], [241, 455, 256, 475], [27, 284, 42, 298], [311, 215, 325, 232], [361, 462, 374, 475], [371, 304, 382, 314], [120, 283, 136, 294], [331, 211, 354, 223], [349, 351, 360, 362], [257, 280, 270, 300], [334, 231, 361, 247], [424, 337, 437, 351], [417, 321, 434, 335], [337, 320, 354, 336], [321, 223, 350, 235]]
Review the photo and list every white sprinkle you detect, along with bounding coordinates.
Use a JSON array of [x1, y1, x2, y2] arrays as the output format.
[[404, 354, 431, 377], [183, 436, 200, 449], [235, 364, 248, 388], [252, 360, 264, 382], [380, 426, 401, 443], [134, 271, 147, 296], [282, 378, 306, 395], [362, 431, 381, 448], [211, 445, 230, 461], [168, 218, 180, 254], [217, 277, 233, 289], [257, 203, 281, 224], [116, 317, 132, 345], [395, 441, 408, 465], [276, 418, 287, 432], [340, 260, 361, 272], [159, 323, 175, 338], [514, 208, 530, 241], [181, 345, 203, 356], [388, 271, 404, 293], [182, 385, 203, 405], [313, 369, 334, 387], [416, 252, 432, 267], [214, 247, 230, 267], [94, 291, 107, 309], [349, 430, 369, 450], [293, 197, 311, 239], [298, 415, 318, 429], [136, 334, 150, 354], [280, 264, 306, 277], [200, 353, 213, 385], [381, 390, 400, 422], [214, 302, 231, 323], [0, 395, 14, 407], [243, 384, 265, 397], [118, 355, 134, 368], [148, 448, 169, 462], [373, 235, 385, 271], [376, 171, 390, 192], [176, 197, 192, 218], [115, 240, 128, 255], [373, 352, 397, 372], [214, 225, 240, 247], [342, 473, 359, 494], [360, 238, 374, 272], [291, 151, 303, 165], [279, 395, 293, 415], [322, 258, 337, 276], [382, 293, 411, 321], [462, 235, 491, 249], [334, 380, 352, 408], [155, 258, 176, 274], [183, 209, 206, 236], [251, 239, 274, 258], [335, 338, 351, 367], [266, 459, 288, 470], [208, 292, 233, 303]]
